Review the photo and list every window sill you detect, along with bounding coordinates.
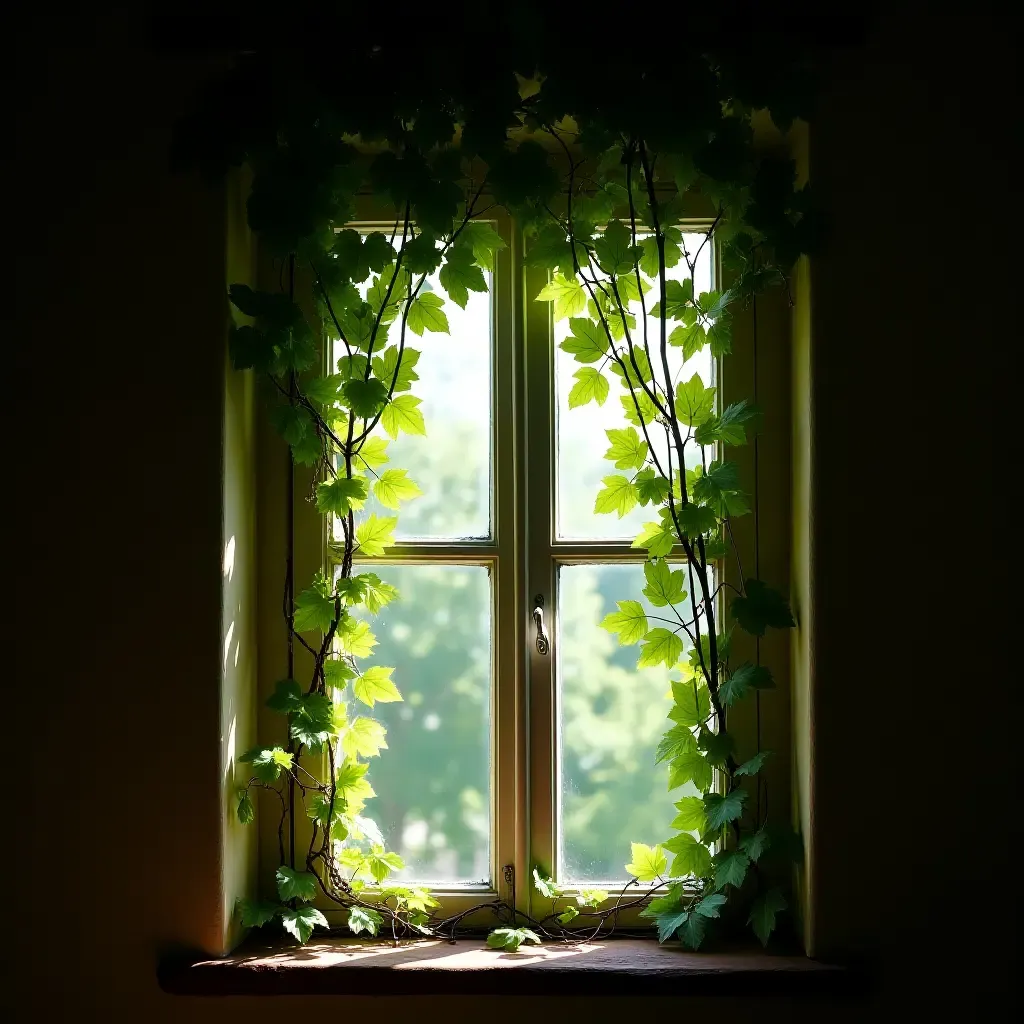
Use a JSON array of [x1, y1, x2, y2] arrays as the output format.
[[160, 937, 858, 998]]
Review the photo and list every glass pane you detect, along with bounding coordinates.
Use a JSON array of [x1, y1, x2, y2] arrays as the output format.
[[337, 563, 492, 885], [555, 232, 714, 540], [557, 562, 709, 884]]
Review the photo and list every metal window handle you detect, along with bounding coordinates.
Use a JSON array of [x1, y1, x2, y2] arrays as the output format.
[[532, 594, 550, 656]]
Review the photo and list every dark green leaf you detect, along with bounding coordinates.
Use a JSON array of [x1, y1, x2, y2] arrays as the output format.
[[714, 849, 751, 890], [289, 692, 334, 749], [719, 663, 775, 706], [439, 245, 487, 308], [239, 899, 280, 929], [731, 580, 796, 636], [656, 724, 697, 765], [276, 865, 318, 902], [748, 888, 787, 946], [735, 750, 773, 777], [739, 829, 770, 863], [341, 377, 389, 419], [694, 893, 728, 918], [635, 469, 670, 506], [653, 909, 689, 943], [704, 789, 749, 831], [266, 678, 302, 715], [697, 727, 735, 766], [668, 751, 714, 793], [236, 789, 254, 825], [281, 905, 328, 944], [677, 911, 708, 950]]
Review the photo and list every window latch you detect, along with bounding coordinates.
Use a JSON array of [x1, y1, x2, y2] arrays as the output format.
[[532, 594, 549, 656]]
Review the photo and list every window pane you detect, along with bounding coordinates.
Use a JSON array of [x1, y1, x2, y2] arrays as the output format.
[[338, 563, 492, 885], [555, 232, 714, 540], [557, 562, 708, 884], [333, 253, 493, 542]]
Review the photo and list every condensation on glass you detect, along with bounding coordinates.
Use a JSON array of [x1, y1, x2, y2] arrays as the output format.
[[555, 562, 708, 884], [337, 563, 493, 885], [554, 232, 714, 541]]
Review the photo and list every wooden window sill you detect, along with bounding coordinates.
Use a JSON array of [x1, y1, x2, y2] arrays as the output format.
[[160, 937, 858, 998]]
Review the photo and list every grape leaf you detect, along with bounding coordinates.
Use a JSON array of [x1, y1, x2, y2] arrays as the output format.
[[276, 865, 318, 902], [669, 795, 706, 832], [560, 317, 609, 362], [239, 898, 280, 928], [719, 662, 775, 706], [643, 559, 686, 607], [536, 274, 587, 320], [704, 789, 748, 831], [594, 475, 638, 518], [656, 724, 697, 765], [604, 427, 648, 470], [279, 905, 328, 944], [624, 842, 667, 882], [713, 849, 751, 890], [355, 515, 397, 557], [439, 246, 487, 308], [731, 580, 796, 636], [638, 628, 684, 669], [664, 832, 712, 878], [316, 476, 369, 517], [600, 600, 649, 646], [406, 292, 449, 336], [735, 750, 773, 777], [373, 469, 423, 509], [347, 906, 384, 937], [380, 395, 426, 438], [668, 751, 713, 793], [568, 367, 609, 408], [293, 586, 336, 634], [748, 888, 787, 946], [353, 665, 402, 707]]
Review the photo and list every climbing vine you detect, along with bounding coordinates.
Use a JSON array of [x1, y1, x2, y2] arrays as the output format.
[[176, 30, 817, 951]]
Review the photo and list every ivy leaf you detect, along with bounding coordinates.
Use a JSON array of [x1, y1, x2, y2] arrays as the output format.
[[459, 221, 506, 270], [290, 692, 335, 749], [337, 618, 377, 658], [533, 868, 559, 899], [373, 469, 423, 509], [366, 845, 405, 884], [536, 274, 587, 320], [735, 750, 773, 777], [236, 789, 254, 825], [487, 927, 541, 952], [355, 515, 397, 557], [239, 899, 279, 929], [335, 759, 376, 813], [280, 906, 328, 944], [293, 586, 336, 634], [353, 665, 402, 707], [347, 906, 384, 937], [354, 436, 390, 471], [603, 427, 648, 471], [594, 475, 638, 518], [635, 469, 670, 507], [714, 849, 751, 890], [697, 727, 735, 767], [639, 232, 682, 278], [670, 680, 712, 727], [560, 317, 608, 363], [749, 888, 788, 946], [276, 865, 318, 902], [342, 717, 388, 759], [306, 792, 348, 839], [568, 367, 610, 408], [731, 580, 796, 636], [640, 883, 685, 919], [341, 378, 389, 419], [357, 573, 399, 614], [668, 751, 714, 793], [656, 724, 697, 765], [664, 832, 712, 878], [381, 394, 426, 438], [600, 600, 649, 646], [694, 893, 728, 919], [639, 628, 684, 669], [406, 291, 449, 336], [719, 662, 775, 706], [677, 911, 708, 950], [624, 842, 667, 882], [316, 476, 369, 517], [266, 678, 302, 715], [670, 796, 707, 832], [324, 658, 355, 691], [675, 374, 717, 427], [653, 909, 689, 943], [632, 521, 676, 558], [704, 789, 749, 831], [439, 246, 487, 308], [239, 746, 293, 783], [739, 829, 771, 863], [643, 559, 686, 607]]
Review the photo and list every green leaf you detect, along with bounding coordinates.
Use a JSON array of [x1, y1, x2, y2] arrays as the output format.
[[337, 618, 377, 658], [560, 317, 609, 363], [373, 469, 422, 509], [372, 345, 420, 393], [290, 692, 334, 749], [341, 378, 389, 419], [670, 680, 712, 727], [600, 600, 649, 646], [694, 893, 728, 919], [635, 469, 670, 507], [439, 246, 487, 308], [603, 427, 648, 471], [266, 678, 303, 715], [239, 746, 293, 783], [594, 475, 638, 518], [239, 899, 279, 928], [664, 832, 712, 878], [642, 559, 686, 607], [459, 221, 506, 270], [324, 658, 355, 690], [354, 435, 390, 471], [719, 663, 775, 706], [271, 404, 312, 445], [594, 220, 641, 275], [668, 751, 714, 793], [276, 865, 318, 902], [306, 792, 348, 839], [739, 829, 771, 863], [639, 628, 684, 669], [406, 291, 449, 336], [670, 796, 706, 832], [353, 665, 402, 707], [677, 911, 708, 950], [557, 906, 579, 925], [293, 586, 336, 634], [335, 759, 376, 813], [236, 789, 254, 825], [676, 502, 718, 538], [649, 277, 693, 320], [653, 909, 689, 944], [714, 849, 751, 890], [748, 888, 787, 946], [624, 842, 667, 882], [486, 927, 542, 952], [278, 905, 326, 944], [695, 399, 760, 446], [576, 888, 608, 908], [356, 573, 399, 614], [621, 390, 659, 428], [316, 476, 369, 517], [533, 867, 559, 899], [347, 906, 384, 937], [355, 515, 397, 557], [731, 580, 796, 636], [536, 274, 587, 320], [735, 750, 773, 777], [639, 232, 682, 279], [697, 727, 735, 767], [675, 374, 716, 427], [656, 724, 697, 765], [632, 521, 676, 558], [366, 845, 405, 884], [342, 717, 388, 759], [568, 367, 609, 408], [640, 883, 685, 919], [401, 232, 443, 274], [704, 789, 749, 831], [381, 394, 426, 439]]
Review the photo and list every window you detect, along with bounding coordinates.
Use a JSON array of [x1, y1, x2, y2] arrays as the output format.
[[299, 215, 721, 919]]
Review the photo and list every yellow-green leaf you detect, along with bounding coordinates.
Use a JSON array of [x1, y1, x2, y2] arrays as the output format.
[[594, 475, 638, 518], [353, 665, 402, 707], [568, 367, 609, 408], [355, 515, 397, 556], [600, 600, 649, 646], [380, 395, 426, 439], [624, 842, 668, 882], [373, 469, 422, 509], [536, 274, 587, 320]]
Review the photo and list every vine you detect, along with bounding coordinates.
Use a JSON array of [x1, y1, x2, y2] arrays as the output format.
[[176, 32, 818, 952]]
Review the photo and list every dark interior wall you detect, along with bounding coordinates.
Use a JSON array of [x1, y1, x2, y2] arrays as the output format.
[[12, 11, 1012, 1020]]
